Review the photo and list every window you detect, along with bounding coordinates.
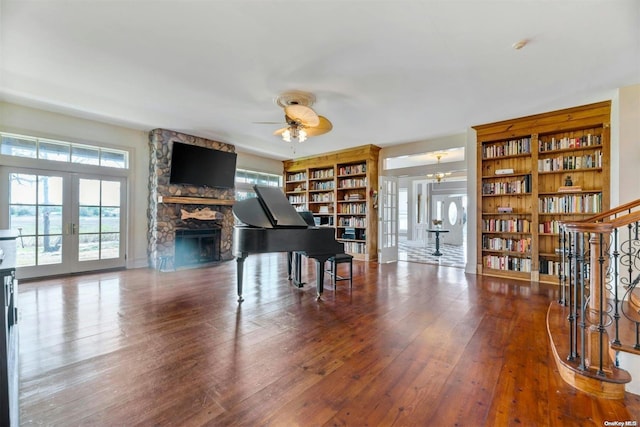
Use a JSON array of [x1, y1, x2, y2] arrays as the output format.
[[0, 132, 129, 169], [235, 168, 282, 200], [399, 188, 408, 234]]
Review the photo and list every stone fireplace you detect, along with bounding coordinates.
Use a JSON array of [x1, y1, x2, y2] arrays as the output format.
[[147, 129, 235, 269], [174, 227, 221, 268]]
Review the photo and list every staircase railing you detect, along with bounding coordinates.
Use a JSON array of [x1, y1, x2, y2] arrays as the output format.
[[559, 199, 640, 379]]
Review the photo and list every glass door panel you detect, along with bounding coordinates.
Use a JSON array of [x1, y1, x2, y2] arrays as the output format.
[[1, 167, 126, 279], [378, 176, 398, 263], [74, 176, 125, 269], [7, 170, 69, 277], [100, 180, 121, 260]]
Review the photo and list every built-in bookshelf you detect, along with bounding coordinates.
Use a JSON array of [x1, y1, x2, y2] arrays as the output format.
[[284, 170, 307, 211], [474, 101, 611, 284], [283, 145, 380, 261]]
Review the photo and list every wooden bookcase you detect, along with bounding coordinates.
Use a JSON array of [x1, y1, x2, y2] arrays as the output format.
[[283, 145, 380, 261], [474, 101, 610, 284]]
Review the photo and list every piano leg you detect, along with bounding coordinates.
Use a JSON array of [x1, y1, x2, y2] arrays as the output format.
[[287, 252, 293, 280], [236, 255, 246, 302], [314, 256, 330, 300], [293, 252, 305, 288]]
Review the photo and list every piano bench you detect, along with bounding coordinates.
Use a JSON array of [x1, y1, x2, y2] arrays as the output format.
[[326, 253, 353, 288]]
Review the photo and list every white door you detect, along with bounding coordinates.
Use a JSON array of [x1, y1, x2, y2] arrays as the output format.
[[2, 167, 126, 279], [378, 176, 398, 263], [432, 194, 465, 246], [446, 195, 465, 245], [412, 180, 430, 241]]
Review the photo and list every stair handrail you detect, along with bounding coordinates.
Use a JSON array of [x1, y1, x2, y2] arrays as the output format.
[[563, 208, 640, 233], [574, 198, 640, 224], [554, 198, 640, 396]]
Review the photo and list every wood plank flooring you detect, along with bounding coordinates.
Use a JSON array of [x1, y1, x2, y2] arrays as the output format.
[[18, 254, 640, 426]]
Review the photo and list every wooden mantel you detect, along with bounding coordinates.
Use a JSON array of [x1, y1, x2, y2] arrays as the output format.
[[160, 196, 235, 206]]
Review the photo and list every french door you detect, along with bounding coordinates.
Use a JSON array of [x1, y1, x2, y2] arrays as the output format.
[[378, 176, 398, 263], [3, 167, 126, 279]]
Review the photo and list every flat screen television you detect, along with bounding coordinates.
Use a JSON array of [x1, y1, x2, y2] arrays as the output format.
[[169, 142, 237, 188]]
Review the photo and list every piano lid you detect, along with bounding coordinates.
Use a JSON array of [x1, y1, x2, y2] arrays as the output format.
[[233, 185, 308, 229]]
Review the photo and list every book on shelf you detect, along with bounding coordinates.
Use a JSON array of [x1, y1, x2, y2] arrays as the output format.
[[343, 227, 356, 240], [495, 168, 514, 175], [557, 186, 582, 192], [497, 206, 513, 213]]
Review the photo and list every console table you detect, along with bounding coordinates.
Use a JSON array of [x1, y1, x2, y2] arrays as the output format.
[[427, 228, 449, 256]]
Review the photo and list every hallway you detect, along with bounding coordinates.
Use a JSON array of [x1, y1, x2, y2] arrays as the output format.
[[398, 236, 466, 268]]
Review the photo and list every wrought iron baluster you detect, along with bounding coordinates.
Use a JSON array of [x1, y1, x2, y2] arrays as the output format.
[[578, 233, 587, 370], [597, 231, 606, 376], [612, 227, 621, 346]]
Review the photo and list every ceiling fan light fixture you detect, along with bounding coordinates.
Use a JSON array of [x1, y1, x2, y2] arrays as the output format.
[[282, 128, 292, 142], [281, 124, 307, 143], [269, 91, 333, 143]]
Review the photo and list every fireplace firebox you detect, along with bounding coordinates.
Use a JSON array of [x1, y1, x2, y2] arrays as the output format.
[[175, 228, 221, 268]]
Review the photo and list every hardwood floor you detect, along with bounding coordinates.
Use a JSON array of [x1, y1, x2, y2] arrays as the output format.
[[18, 254, 640, 426]]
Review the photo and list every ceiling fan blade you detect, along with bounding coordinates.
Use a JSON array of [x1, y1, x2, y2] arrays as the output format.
[[304, 115, 333, 137], [284, 104, 319, 127], [253, 121, 284, 125]]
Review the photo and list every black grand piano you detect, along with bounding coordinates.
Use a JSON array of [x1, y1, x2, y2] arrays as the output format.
[[232, 185, 344, 302]]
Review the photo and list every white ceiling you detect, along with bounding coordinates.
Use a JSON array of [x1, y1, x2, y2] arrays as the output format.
[[1, 1, 638, 161]]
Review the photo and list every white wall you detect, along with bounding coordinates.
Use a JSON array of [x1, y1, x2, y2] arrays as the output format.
[[465, 128, 478, 274], [0, 102, 150, 268], [618, 84, 640, 205], [236, 150, 283, 175]]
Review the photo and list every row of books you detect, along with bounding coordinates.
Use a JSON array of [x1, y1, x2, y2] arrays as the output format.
[[538, 151, 602, 172], [538, 193, 602, 214], [482, 218, 531, 233], [483, 138, 532, 159], [310, 169, 334, 179], [342, 241, 366, 253], [482, 236, 531, 253], [482, 174, 532, 195], [539, 134, 601, 152], [310, 193, 333, 202], [539, 220, 562, 234], [483, 255, 532, 272], [540, 258, 591, 279], [286, 172, 307, 182], [539, 258, 568, 276], [288, 195, 306, 204], [338, 216, 367, 227], [338, 164, 366, 176], [311, 181, 334, 191], [338, 203, 366, 214], [338, 178, 367, 188]]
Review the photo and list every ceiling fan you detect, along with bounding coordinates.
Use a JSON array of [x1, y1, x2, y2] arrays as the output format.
[[260, 91, 333, 143]]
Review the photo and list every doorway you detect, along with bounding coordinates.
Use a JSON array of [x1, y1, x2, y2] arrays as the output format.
[[3, 167, 126, 279], [398, 180, 467, 268]]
